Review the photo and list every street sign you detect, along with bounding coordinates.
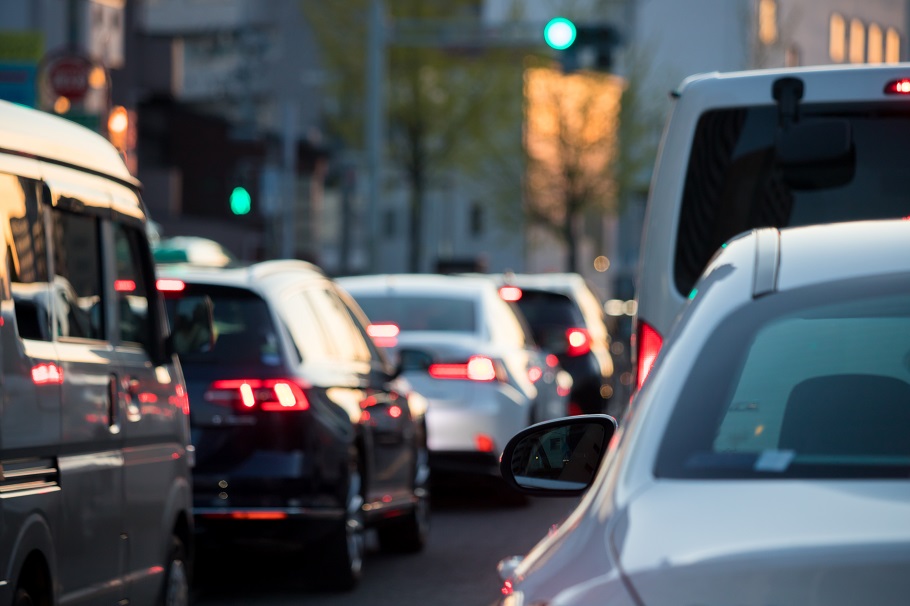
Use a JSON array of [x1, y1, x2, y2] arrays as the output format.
[[47, 55, 92, 101]]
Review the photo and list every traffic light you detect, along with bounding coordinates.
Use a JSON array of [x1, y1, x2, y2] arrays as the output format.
[[544, 19, 620, 73], [107, 105, 129, 152], [230, 186, 251, 215]]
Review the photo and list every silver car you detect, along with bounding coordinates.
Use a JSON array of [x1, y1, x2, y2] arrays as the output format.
[[337, 274, 570, 485], [497, 220, 910, 605]]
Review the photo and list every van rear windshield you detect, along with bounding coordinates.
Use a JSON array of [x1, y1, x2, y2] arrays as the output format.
[[675, 102, 910, 295]]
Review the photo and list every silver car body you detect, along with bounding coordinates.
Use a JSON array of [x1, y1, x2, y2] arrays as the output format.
[[337, 274, 568, 475], [502, 220, 910, 606]]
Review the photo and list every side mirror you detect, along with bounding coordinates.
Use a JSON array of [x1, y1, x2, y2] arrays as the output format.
[[166, 295, 215, 357], [776, 120, 856, 189], [500, 415, 616, 497]]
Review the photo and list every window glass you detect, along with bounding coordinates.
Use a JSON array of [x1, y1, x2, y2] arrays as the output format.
[[0, 175, 50, 340], [113, 223, 153, 349], [306, 287, 371, 363], [675, 103, 910, 296], [164, 284, 282, 369], [488, 296, 527, 348], [282, 291, 332, 363], [50, 208, 104, 340], [656, 282, 910, 479], [353, 295, 477, 333]]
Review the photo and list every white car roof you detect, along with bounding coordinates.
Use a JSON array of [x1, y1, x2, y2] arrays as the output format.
[[336, 274, 496, 299], [0, 98, 137, 186]]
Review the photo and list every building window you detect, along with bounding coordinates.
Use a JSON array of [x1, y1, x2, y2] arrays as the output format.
[[758, 0, 778, 45], [829, 13, 846, 62], [868, 24, 884, 63], [470, 202, 484, 237], [886, 28, 901, 63], [785, 44, 801, 67], [849, 19, 866, 63]]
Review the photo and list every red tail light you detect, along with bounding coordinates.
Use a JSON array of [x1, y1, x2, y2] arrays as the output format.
[[204, 378, 310, 411], [884, 78, 910, 94], [498, 286, 523, 302], [31, 363, 63, 385], [428, 356, 501, 382], [636, 321, 663, 390], [565, 328, 592, 357], [156, 279, 186, 292], [367, 322, 400, 348], [528, 366, 543, 383]]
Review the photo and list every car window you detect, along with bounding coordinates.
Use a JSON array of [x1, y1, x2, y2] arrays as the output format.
[[656, 281, 910, 479], [50, 208, 104, 340], [675, 102, 910, 296], [305, 287, 372, 363], [2, 175, 52, 341], [165, 284, 282, 368], [113, 222, 153, 350], [488, 294, 528, 348], [353, 294, 477, 333], [282, 290, 332, 363]]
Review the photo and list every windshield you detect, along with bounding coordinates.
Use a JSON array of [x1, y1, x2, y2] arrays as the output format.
[[656, 277, 910, 479], [352, 295, 477, 332], [675, 102, 910, 295]]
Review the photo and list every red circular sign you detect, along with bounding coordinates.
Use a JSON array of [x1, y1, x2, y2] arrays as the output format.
[[47, 56, 92, 101]]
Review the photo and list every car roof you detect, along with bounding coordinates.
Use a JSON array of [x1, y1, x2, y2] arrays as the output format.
[[675, 62, 910, 104], [0, 99, 138, 186], [156, 259, 326, 292], [336, 273, 497, 298]]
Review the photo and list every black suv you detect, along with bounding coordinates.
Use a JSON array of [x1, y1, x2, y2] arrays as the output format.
[[492, 273, 620, 419], [157, 260, 430, 590]]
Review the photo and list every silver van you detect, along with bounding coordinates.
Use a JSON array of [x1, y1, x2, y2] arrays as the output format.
[[635, 63, 910, 390], [0, 99, 209, 605]]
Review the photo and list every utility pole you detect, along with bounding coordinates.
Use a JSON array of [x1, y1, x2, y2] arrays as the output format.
[[365, 0, 386, 273]]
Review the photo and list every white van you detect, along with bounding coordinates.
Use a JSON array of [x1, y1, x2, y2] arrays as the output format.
[[634, 63, 910, 389], [0, 99, 209, 605]]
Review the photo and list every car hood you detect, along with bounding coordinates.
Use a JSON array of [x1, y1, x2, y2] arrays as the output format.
[[615, 481, 910, 606]]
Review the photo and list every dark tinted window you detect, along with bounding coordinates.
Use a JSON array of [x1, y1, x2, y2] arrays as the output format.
[[656, 278, 910, 479], [165, 284, 281, 369], [51, 209, 104, 340], [113, 223, 153, 349], [675, 102, 910, 295], [515, 291, 584, 329], [354, 295, 477, 332]]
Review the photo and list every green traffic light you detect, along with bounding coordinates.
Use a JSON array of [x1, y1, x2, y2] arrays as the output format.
[[544, 17, 576, 50], [230, 186, 251, 215]]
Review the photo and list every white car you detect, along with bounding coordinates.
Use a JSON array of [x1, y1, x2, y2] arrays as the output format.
[[635, 63, 910, 389], [336, 274, 570, 484], [497, 219, 910, 606]]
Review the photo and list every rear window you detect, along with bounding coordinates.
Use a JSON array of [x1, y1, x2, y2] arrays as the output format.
[[656, 276, 910, 479], [164, 284, 282, 368], [353, 295, 476, 332], [515, 291, 584, 329], [675, 102, 910, 295]]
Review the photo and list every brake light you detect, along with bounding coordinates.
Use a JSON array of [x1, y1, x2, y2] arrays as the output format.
[[636, 321, 663, 390], [884, 78, 910, 94], [475, 434, 495, 452], [204, 378, 310, 411], [31, 363, 63, 385], [498, 286, 523, 302], [114, 279, 136, 292], [428, 355, 500, 382], [565, 328, 591, 357], [528, 366, 543, 383], [367, 323, 399, 348], [156, 279, 186, 292]]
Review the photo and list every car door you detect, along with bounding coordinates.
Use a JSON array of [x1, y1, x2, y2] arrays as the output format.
[[44, 169, 126, 604], [108, 200, 187, 602], [305, 285, 413, 505]]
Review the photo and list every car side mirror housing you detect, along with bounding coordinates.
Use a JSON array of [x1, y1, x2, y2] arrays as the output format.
[[500, 414, 616, 497]]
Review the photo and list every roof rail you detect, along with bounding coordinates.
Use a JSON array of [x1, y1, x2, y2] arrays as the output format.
[[248, 259, 325, 281]]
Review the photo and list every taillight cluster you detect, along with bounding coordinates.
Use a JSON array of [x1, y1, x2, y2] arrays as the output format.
[[636, 321, 663, 390], [204, 378, 310, 411], [428, 355, 505, 382]]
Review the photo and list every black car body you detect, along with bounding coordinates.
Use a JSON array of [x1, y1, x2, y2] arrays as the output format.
[[492, 273, 619, 418], [157, 260, 430, 590]]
